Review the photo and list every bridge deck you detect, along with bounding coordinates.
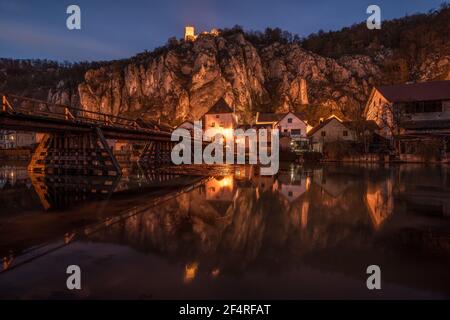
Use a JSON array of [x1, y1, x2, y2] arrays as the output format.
[[1, 93, 172, 141]]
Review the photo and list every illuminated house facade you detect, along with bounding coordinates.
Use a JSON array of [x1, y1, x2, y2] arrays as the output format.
[[255, 112, 311, 152], [203, 98, 237, 140], [307, 115, 379, 153], [364, 80, 450, 159]]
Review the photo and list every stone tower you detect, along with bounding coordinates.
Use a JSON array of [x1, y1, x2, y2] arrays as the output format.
[[184, 25, 196, 41]]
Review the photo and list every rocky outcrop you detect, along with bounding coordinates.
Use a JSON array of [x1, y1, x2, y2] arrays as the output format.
[[75, 33, 386, 124]]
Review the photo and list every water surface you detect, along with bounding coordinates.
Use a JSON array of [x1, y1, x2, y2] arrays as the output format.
[[0, 162, 449, 299]]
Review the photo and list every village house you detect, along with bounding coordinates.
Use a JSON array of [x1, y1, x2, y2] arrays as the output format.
[[255, 112, 311, 152], [364, 80, 450, 161], [203, 98, 238, 141], [307, 115, 379, 153], [0, 130, 36, 149]]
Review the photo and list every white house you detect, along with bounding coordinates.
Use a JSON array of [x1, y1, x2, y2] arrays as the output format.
[[203, 98, 238, 140], [307, 115, 378, 153]]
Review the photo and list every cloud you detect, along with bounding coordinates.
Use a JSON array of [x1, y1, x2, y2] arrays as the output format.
[[0, 20, 130, 60]]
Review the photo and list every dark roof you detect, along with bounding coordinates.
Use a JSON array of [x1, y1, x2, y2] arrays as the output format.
[[206, 98, 234, 114], [342, 120, 379, 131], [256, 113, 284, 123], [376, 80, 450, 103], [257, 112, 305, 124]]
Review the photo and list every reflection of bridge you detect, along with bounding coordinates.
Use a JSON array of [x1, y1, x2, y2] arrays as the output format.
[[1, 93, 178, 176]]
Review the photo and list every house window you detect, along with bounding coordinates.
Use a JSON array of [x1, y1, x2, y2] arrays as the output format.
[[288, 118, 293, 124], [288, 191, 293, 197], [211, 122, 216, 127], [343, 130, 348, 137], [291, 129, 301, 135], [321, 131, 326, 137], [404, 101, 443, 114], [284, 129, 288, 133], [216, 114, 220, 119]]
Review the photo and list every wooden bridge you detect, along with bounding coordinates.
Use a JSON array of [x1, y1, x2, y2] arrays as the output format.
[[0, 93, 180, 176]]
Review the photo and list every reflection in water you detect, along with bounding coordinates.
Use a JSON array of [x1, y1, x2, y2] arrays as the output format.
[[365, 173, 394, 229], [0, 163, 450, 298]]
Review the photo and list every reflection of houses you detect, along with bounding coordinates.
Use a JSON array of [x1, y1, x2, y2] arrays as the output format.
[[0, 166, 29, 189], [312, 167, 354, 198], [364, 80, 450, 160], [204, 176, 236, 216], [275, 171, 309, 203], [308, 115, 379, 153], [365, 178, 394, 229], [398, 166, 450, 218]]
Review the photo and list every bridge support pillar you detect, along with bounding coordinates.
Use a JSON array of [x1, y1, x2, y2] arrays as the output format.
[[28, 129, 121, 176]]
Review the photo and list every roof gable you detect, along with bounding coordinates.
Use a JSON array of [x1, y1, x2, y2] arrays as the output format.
[[206, 98, 234, 114], [307, 116, 344, 136], [276, 112, 307, 126]]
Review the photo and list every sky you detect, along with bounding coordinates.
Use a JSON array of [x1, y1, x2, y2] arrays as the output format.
[[0, 0, 447, 61]]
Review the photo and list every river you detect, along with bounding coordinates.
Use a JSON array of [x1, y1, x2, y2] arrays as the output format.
[[0, 162, 449, 299]]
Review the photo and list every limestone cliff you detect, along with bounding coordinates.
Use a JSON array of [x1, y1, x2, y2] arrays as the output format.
[[76, 33, 383, 124]]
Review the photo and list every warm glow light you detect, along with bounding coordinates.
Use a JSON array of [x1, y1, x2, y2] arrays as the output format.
[[184, 262, 198, 283], [219, 176, 233, 188], [306, 177, 311, 190], [211, 268, 220, 278]]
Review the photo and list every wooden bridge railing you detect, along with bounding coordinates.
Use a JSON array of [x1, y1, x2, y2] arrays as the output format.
[[1, 93, 141, 131]]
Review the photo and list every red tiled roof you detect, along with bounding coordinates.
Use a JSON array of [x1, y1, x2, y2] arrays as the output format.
[[377, 80, 450, 103], [256, 113, 284, 123]]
